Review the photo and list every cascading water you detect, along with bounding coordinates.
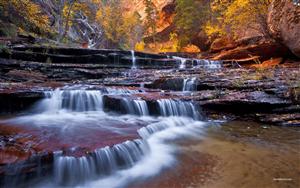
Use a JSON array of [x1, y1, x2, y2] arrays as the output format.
[[50, 117, 205, 188], [37, 89, 103, 113], [183, 77, 197, 92], [157, 99, 201, 120], [54, 139, 148, 186], [173, 56, 187, 69], [121, 98, 149, 116], [172, 56, 222, 70], [131, 50, 137, 69], [1, 86, 207, 188], [193, 59, 222, 69]]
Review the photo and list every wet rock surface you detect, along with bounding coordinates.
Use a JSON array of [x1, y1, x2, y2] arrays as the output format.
[[0, 47, 299, 125], [0, 46, 299, 183]]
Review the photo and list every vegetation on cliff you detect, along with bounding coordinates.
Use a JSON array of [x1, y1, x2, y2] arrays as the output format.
[[0, 0, 299, 57]]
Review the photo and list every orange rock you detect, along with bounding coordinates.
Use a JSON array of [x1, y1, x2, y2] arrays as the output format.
[[210, 36, 237, 53], [182, 44, 200, 53], [212, 40, 289, 62], [250, 58, 283, 69]]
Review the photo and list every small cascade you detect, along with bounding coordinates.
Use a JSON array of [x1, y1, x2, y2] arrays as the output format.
[[54, 139, 148, 186], [122, 99, 149, 116], [138, 116, 200, 139], [131, 50, 137, 69], [53, 116, 205, 187], [193, 59, 222, 69], [2, 85, 207, 187], [173, 56, 187, 69], [183, 77, 197, 92], [38, 89, 103, 113], [157, 99, 201, 120]]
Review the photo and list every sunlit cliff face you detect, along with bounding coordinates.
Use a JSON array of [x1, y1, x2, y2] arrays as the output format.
[[122, 0, 175, 32], [122, 0, 174, 18]]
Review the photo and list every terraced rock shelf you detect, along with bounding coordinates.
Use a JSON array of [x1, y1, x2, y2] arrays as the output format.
[[0, 46, 299, 187]]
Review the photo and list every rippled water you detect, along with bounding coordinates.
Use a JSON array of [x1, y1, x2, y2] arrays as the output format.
[[1, 86, 299, 188], [135, 121, 300, 188]]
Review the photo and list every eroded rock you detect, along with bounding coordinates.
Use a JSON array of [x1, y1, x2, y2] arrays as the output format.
[[268, 0, 300, 58]]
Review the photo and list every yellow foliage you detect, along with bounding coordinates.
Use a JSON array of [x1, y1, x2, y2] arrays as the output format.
[[206, 0, 271, 37], [0, 0, 50, 34], [135, 41, 145, 51], [63, 2, 92, 28], [204, 21, 226, 38], [169, 33, 180, 52], [96, 2, 142, 49], [96, 5, 124, 45], [156, 33, 180, 53]]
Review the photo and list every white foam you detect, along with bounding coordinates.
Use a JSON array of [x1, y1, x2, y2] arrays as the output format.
[[75, 117, 206, 188]]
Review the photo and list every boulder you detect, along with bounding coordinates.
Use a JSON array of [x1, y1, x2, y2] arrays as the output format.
[[268, 0, 300, 58]]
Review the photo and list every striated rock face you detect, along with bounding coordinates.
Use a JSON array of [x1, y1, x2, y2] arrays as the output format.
[[211, 40, 290, 62], [268, 0, 300, 58]]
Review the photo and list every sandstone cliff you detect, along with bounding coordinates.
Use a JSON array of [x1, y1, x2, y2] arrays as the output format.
[[268, 0, 300, 58]]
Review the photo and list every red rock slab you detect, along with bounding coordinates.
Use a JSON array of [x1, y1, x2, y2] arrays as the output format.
[[0, 116, 144, 166]]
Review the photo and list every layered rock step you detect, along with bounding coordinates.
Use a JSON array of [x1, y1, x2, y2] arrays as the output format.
[[0, 46, 179, 68], [0, 83, 298, 126]]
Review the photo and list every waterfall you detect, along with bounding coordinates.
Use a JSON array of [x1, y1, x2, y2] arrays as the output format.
[[131, 50, 137, 69], [173, 56, 187, 69], [119, 98, 201, 119], [193, 59, 222, 69], [183, 77, 197, 92], [54, 139, 148, 186], [53, 116, 205, 187], [157, 99, 201, 120], [122, 99, 149, 116], [37, 89, 103, 113], [3, 85, 207, 188]]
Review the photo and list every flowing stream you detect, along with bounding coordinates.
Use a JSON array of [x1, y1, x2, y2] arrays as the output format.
[[0, 86, 209, 188], [0, 58, 298, 188]]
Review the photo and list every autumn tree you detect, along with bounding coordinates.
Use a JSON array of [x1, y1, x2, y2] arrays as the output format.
[[96, 0, 143, 49], [230, 0, 271, 36], [53, 0, 95, 42], [174, 0, 209, 49], [205, 0, 272, 38], [123, 12, 144, 49], [143, 0, 158, 43], [0, 0, 50, 36]]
